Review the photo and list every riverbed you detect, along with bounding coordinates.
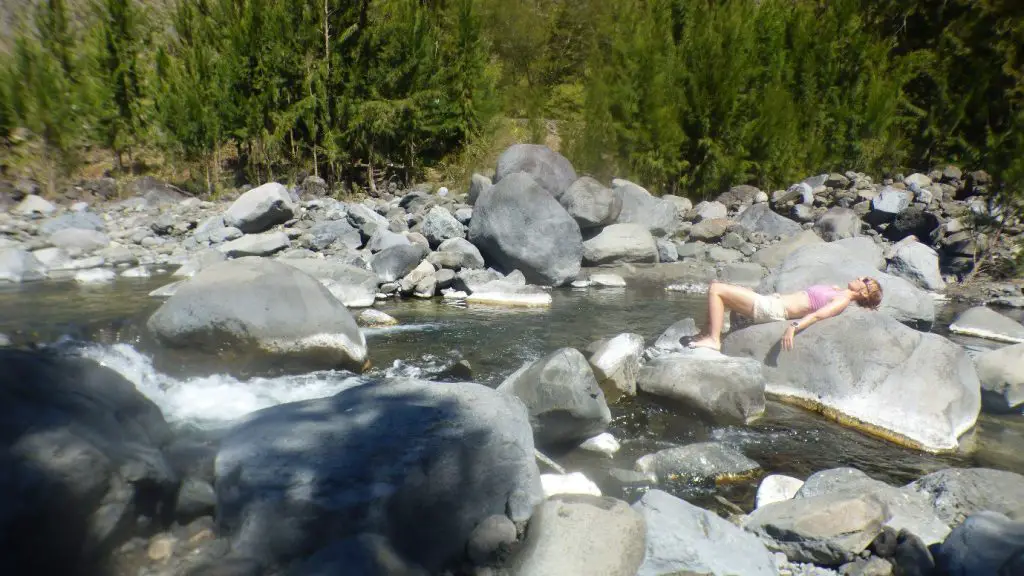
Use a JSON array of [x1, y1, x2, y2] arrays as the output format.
[[2, 273, 1022, 512]]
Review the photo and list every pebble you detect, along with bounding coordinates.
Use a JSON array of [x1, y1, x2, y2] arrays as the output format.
[[579, 432, 621, 457]]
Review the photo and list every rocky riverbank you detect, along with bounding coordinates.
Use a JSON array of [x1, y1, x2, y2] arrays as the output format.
[[1, 144, 1022, 575]]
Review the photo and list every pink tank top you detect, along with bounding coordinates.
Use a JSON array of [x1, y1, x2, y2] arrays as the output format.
[[806, 285, 841, 312]]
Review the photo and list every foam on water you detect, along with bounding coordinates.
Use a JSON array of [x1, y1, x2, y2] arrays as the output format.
[[80, 343, 365, 428]]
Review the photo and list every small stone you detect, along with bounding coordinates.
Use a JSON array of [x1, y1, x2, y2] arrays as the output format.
[[579, 432, 621, 457], [147, 535, 177, 562], [590, 273, 626, 287], [357, 309, 399, 327], [541, 472, 602, 498]]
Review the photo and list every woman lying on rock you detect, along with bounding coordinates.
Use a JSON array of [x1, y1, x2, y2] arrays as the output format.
[[688, 277, 883, 351]]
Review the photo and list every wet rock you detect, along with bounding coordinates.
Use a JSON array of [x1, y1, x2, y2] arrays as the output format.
[[498, 347, 610, 449], [886, 241, 945, 291], [757, 475, 805, 509], [723, 309, 979, 452], [560, 176, 622, 229], [635, 442, 760, 484], [816, 207, 862, 241], [147, 257, 367, 372], [949, 306, 1024, 344], [468, 172, 582, 286], [279, 259, 379, 308], [633, 489, 778, 576], [588, 333, 645, 400], [370, 243, 428, 283], [907, 468, 1024, 527], [507, 495, 645, 576], [934, 511, 1024, 576], [744, 492, 889, 566], [736, 203, 803, 239], [494, 143, 577, 200], [637, 351, 766, 423], [420, 206, 464, 247], [223, 182, 295, 234], [582, 223, 658, 266], [0, 248, 47, 282], [795, 468, 950, 545], [612, 179, 679, 236], [217, 231, 289, 257], [0, 349, 176, 576], [975, 343, 1024, 412]]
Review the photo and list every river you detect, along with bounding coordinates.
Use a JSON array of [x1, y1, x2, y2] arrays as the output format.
[[2, 273, 1022, 512]]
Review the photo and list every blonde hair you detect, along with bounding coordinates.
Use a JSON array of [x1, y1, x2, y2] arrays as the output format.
[[856, 277, 883, 309]]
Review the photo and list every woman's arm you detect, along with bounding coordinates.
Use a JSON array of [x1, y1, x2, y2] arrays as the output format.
[[780, 295, 852, 351]]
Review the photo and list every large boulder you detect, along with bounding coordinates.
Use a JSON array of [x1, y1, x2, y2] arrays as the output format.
[[751, 229, 824, 269], [497, 348, 612, 449], [559, 177, 622, 229], [217, 231, 290, 257], [866, 187, 910, 225], [759, 238, 935, 329], [636, 351, 766, 424], [716, 184, 763, 211], [48, 228, 110, 255], [974, 343, 1024, 412], [743, 492, 889, 565], [468, 173, 492, 205], [0, 248, 47, 283], [612, 180, 679, 236], [722, 308, 980, 452], [223, 182, 296, 234], [633, 489, 778, 576], [420, 206, 465, 247], [887, 240, 946, 291], [306, 219, 362, 251], [278, 259, 379, 308], [907, 468, 1024, 526], [146, 257, 367, 373], [815, 207, 862, 241], [468, 172, 582, 286], [949, 306, 1024, 344], [933, 511, 1024, 576], [430, 238, 485, 271], [582, 223, 658, 266], [507, 495, 646, 576], [0, 349, 176, 576], [735, 203, 802, 239], [371, 244, 429, 283], [213, 378, 543, 573], [588, 333, 645, 401], [884, 206, 941, 242], [493, 144, 577, 200]]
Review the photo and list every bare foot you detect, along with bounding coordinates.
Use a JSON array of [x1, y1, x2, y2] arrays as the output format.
[[687, 336, 721, 351]]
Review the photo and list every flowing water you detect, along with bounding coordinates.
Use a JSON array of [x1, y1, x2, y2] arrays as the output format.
[[2, 274, 1022, 511]]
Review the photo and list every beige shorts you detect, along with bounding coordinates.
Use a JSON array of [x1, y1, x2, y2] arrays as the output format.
[[752, 293, 788, 323]]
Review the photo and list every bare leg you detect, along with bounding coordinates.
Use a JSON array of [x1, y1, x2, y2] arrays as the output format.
[[689, 281, 760, 350]]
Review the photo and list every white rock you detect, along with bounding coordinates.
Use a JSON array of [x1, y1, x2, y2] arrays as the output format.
[[74, 268, 116, 284], [14, 194, 56, 216], [571, 279, 592, 288], [357, 309, 398, 327], [443, 290, 468, 300], [756, 475, 805, 509], [590, 273, 627, 287], [467, 288, 552, 307], [541, 472, 602, 498], [121, 266, 151, 278], [579, 433, 621, 457]]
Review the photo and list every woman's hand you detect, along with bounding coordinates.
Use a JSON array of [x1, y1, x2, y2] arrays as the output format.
[[781, 325, 796, 351]]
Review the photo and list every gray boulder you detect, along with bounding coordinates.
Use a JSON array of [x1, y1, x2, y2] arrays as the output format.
[[691, 200, 728, 222], [38, 211, 105, 235], [722, 308, 980, 452], [949, 306, 1024, 344], [887, 241, 946, 291], [588, 333, 645, 401], [635, 442, 760, 484], [497, 348, 612, 448], [735, 203, 802, 239], [432, 238, 485, 270], [884, 206, 940, 242], [371, 244, 428, 283], [637, 351, 766, 424], [560, 176, 622, 229], [716, 184, 763, 211], [307, 219, 362, 251], [0, 248, 47, 282], [217, 231, 290, 257], [0, 349, 176, 576], [365, 228, 410, 253], [420, 206, 464, 247], [651, 318, 700, 353], [751, 229, 824, 269], [453, 268, 503, 294], [612, 180, 679, 236], [468, 172, 582, 286], [468, 173, 492, 205], [975, 343, 1024, 412], [867, 187, 910, 225], [815, 207, 862, 241], [795, 468, 950, 545], [633, 489, 778, 576], [278, 259, 379, 308], [14, 194, 56, 215], [214, 378, 542, 573], [223, 182, 296, 234], [655, 239, 678, 263], [507, 495, 645, 576], [907, 468, 1024, 526], [582, 223, 658, 266], [934, 511, 1024, 576], [743, 492, 889, 565], [48, 228, 110, 254], [493, 144, 577, 200], [688, 218, 732, 242], [759, 239, 935, 329], [147, 257, 367, 372]]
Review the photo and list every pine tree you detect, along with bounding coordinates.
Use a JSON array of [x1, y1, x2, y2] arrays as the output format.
[[98, 0, 141, 171]]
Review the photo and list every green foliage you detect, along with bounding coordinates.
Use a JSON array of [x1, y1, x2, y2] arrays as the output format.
[[95, 0, 142, 168]]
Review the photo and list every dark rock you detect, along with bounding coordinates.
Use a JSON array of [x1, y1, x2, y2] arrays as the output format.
[[891, 529, 933, 576], [175, 477, 217, 524], [716, 184, 763, 211], [466, 515, 517, 566], [301, 175, 328, 197], [871, 527, 899, 559], [934, 511, 1024, 576], [493, 144, 577, 200], [908, 468, 1024, 526], [883, 207, 940, 242]]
